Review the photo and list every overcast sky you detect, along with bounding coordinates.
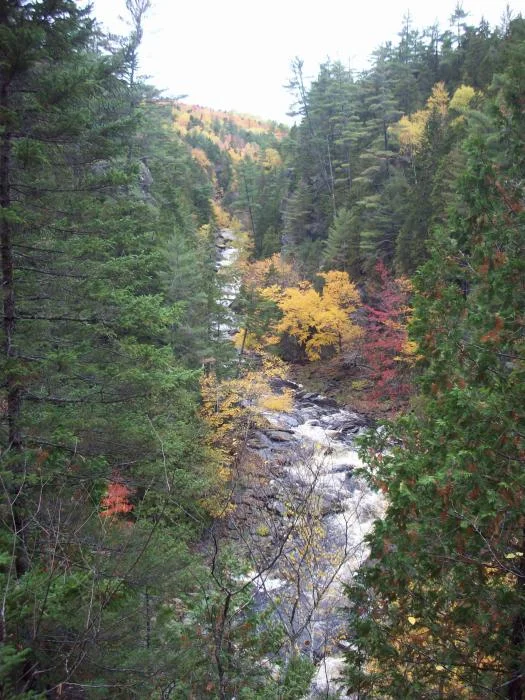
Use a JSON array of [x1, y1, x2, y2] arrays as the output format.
[[89, 0, 519, 123]]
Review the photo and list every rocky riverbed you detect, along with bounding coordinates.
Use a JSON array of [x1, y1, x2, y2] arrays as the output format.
[[227, 378, 384, 698], [214, 230, 384, 697]]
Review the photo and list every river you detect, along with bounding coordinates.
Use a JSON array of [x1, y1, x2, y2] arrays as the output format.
[[216, 230, 384, 698]]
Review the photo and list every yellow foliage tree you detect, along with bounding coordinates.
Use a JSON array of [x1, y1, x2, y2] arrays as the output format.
[[240, 252, 298, 292], [426, 81, 449, 116], [391, 110, 428, 157], [319, 270, 360, 309], [211, 201, 233, 229], [449, 84, 477, 113], [262, 271, 362, 361], [200, 355, 291, 468], [198, 353, 293, 517], [262, 147, 282, 170]]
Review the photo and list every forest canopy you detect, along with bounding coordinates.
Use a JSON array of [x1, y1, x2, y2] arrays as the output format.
[[0, 1, 523, 698]]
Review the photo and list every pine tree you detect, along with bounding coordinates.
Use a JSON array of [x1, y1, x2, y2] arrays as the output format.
[[394, 82, 453, 272], [323, 206, 362, 278], [0, 3, 215, 694], [345, 22, 525, 697]]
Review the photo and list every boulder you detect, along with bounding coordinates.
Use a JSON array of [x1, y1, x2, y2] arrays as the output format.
[[267, 500, 286, 517], [138, 160, 153, 194], [264, 429, 295, 443], [247, 434, 269, 450], [268, 377, 301, 391], [220, 228, 236, 241], [320, 494, 346, 516], [312, 394, 338, 408]]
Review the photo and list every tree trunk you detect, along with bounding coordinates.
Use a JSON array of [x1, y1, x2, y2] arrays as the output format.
[[0, 79, 21, 453], [508, 529, 525, 700]]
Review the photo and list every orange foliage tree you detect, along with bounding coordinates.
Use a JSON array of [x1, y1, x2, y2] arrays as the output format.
[[100, 478, 134, 518], [364, 261, 416, 404]]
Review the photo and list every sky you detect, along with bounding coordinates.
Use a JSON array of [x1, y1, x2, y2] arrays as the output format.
[[89, 0, 520, 123]]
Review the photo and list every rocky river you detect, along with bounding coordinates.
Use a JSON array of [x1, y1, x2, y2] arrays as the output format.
[[232, 381, 384, 698], [216, 230, 384, 698]]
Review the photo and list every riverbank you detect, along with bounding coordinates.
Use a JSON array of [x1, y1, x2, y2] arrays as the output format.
[[289, 351, 410, 422]]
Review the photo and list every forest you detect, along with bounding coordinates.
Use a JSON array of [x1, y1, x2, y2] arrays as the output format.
[[0, 1, 523, 698]]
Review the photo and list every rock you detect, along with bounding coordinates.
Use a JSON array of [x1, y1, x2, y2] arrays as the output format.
[[325, 412, 368, 431], [265, 413, 300, 429], [264, 429, 295, 443], [297, 407, 321, 422], [325, 429, 341, 440], [337, 639, 356, 651], [250, 490, 268, 501], [267, 500, 286, 516], [265, 481, 278, 497], [320, 495, 346, 516], [220, 228, 236, 241], [331, 464, 353, 474], [247, 434, 269, 450], [268, 377, 300, 391], [138, 160, 153, 194], [309, 655, 346, 695], [340, 421, 366, 434], [312, 394, 338, 408]]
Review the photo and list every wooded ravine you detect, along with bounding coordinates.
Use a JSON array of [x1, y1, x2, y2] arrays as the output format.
[[0, 2, 524, 698]]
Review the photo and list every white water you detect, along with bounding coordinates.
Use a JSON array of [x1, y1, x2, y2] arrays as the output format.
[[215, 230, 384, 696], [256, 400, 385, 698], [215, 229, 240, 338]]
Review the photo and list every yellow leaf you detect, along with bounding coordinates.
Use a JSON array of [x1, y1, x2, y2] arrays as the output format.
[[262, 269, 362, 361], [260, 390, 293, 412], [408, 616, 417, 625], [450, 84, 477, 112]]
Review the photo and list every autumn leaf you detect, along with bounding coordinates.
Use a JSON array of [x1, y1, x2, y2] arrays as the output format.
[[100, 480, 134, 518]]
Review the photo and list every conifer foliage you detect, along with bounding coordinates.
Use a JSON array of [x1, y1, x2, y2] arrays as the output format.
[[1, 2, 524, 698], [345, 20, 525, 698], [0, 2, 218, 695]]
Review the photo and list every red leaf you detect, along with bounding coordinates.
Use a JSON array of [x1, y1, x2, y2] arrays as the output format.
[[101, 480, 134, 518]]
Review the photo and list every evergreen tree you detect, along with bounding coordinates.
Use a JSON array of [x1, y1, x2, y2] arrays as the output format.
[[236, 150, 286, 259], [394, 82, 453, 272], [323, 206, 362, 278], [345, 21, 525, 698], [0, 3, 216, 694]]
